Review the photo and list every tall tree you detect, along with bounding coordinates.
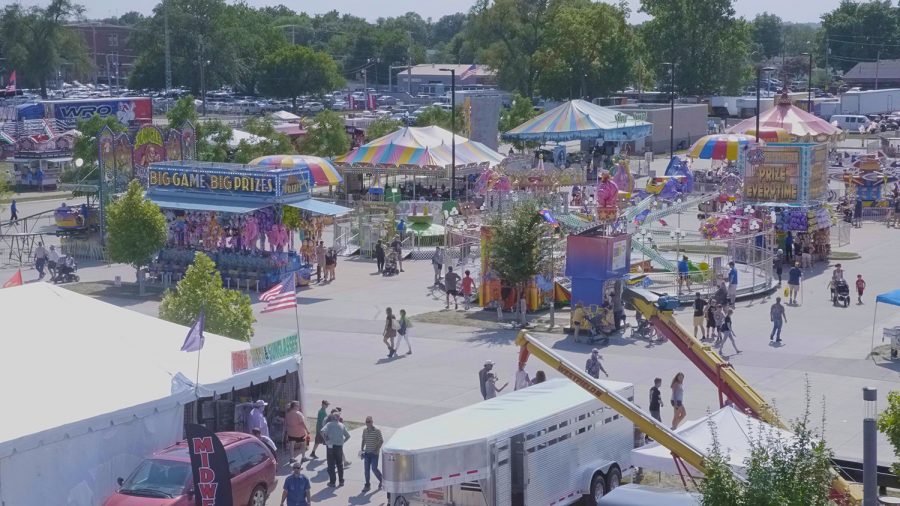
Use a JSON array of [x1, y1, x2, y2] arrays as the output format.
[[639, 0, 752, 95], [105, 180, 168, 283], [72, 114, 127, 171], [752, 13, 784, 59], [159, 252, 256, 342], [365, 117, 403, 142], [300, 110, 350, 157], [166, 95, 200, 129], [500, 94, 539, 150], [231, 117, 296, 164], [258, 45, 344, 112], [0, 0, 90, 97], [820, 0, 900, 73]]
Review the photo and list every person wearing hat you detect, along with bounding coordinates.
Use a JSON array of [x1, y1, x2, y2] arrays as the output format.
[[281, 460, 311, 506], [585, 349, 608, 379], [249, 400, 270, 438], [478, 360, 494, 400], [321, 409, 351, 487], [309, 400, 329, 460]]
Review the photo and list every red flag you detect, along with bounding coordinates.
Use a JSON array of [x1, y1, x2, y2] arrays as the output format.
[[4, 70, 15, 93], [2, 269, 22, 288]]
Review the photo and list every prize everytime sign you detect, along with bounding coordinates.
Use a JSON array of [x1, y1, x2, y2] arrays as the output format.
[[185, 424, 233, 506]]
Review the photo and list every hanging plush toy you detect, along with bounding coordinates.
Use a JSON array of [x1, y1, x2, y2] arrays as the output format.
[[205, 214, 223, 250], [242, 215, 259, 251]]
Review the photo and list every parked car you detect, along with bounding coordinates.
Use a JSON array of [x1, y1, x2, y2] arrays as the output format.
[[831, 114, 871, 133], [331, 100, 349, 111], [304, 101, 324, 113], [102, 432, 277, 506]]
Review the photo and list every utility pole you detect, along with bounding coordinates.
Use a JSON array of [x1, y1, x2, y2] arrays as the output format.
[[863, 388, 877, 506], [876, 48, 882, 90], [164, 0, 172, 94], [439, 67, 457, 200]]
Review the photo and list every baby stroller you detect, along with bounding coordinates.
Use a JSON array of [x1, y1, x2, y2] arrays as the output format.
[[830, 279, 850, 307], [382, 250, 399, 276], [53, 255, 79, 284]]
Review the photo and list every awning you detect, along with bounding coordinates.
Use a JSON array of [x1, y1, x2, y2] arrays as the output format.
[[146, 193, 268, 214], [876, 289, 900, 307], [287, 199, 352, 216]]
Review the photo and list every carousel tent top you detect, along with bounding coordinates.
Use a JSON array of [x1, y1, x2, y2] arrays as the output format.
[[726, 92, 844, 143], [335, 125, 506, 168], [502, 99, 653, 142]]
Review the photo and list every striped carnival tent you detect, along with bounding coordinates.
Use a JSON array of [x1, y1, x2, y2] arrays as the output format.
[[727, 92, 845, 143], [688, 134, 761, 161], [335, 125, 506, 168], [503, 99, 653, 142], [249, 154, 343, 186]]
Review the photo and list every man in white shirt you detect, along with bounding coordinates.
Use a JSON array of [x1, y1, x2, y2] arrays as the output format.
[[514, 362, 531, 391], [47, 245, 60, 280]]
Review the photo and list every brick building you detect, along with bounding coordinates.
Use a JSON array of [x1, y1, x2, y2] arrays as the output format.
[[67, 22, 137, 86]]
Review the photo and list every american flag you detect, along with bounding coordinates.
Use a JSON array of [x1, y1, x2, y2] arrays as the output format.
[[460, 64, 477, 80], [260, 273, 297, 313]]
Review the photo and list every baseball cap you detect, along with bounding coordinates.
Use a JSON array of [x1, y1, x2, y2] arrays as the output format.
[[484, 360, 495, 366]]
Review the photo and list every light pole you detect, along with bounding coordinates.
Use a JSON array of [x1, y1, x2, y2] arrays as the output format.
[[800, 51, 813, 112], [863, 387, 877, 506], [662, 62, 675, 158], [755, 66, 775, 142], [439, 67, 457, 200]]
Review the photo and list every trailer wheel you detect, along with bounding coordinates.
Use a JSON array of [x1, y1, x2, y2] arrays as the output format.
[[583, 471, 606, 505], [605, 466, 622, 492]]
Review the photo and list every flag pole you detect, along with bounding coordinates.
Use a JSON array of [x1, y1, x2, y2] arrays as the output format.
[[194, 308, 205, 399], [293, 272, 301, 337]]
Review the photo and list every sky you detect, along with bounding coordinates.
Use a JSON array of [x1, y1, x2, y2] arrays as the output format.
[[52, 0, 838, 24]]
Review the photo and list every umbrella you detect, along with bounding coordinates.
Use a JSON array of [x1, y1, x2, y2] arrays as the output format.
[[688, 134, 761, 161], [249, 155, 343, 186]]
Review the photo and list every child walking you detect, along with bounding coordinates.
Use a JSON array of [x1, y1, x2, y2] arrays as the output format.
[[856, 274, 866, 305]]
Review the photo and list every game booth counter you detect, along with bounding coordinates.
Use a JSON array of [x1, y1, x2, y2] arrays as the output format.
[[144, 160, 351, 291]]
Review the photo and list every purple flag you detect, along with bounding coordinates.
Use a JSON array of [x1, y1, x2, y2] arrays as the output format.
[[180, 310, 205, 352]]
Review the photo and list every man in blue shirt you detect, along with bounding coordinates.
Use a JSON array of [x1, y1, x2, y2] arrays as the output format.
[[727, 261, 738, 306], [281, 461, 311, 506], [787, 262, 802, 305], [677, 255, 691, 294]]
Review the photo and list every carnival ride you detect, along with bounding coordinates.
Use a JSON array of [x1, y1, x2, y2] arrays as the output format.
[[517, 285, 862, 503]]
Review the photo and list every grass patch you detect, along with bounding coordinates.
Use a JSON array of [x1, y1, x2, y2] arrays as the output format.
[[66, 280, 165, 300], [829, 251, 861, 260]]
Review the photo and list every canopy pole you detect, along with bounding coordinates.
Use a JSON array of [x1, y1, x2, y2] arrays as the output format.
[[870, 302, 879, 359]]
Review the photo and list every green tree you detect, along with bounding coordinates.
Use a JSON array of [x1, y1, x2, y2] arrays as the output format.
[[258, 45, 344, 112], [820, 1, 900, 73], [365, 116, 403, 142], [782, 23, 820, 56], [299, 110, 350, 157], [751, 13, 784, 59], [232, 117, 296, 164], [499, 94, 539, 151], [878, 390, 900, 475], [0, 0, 90, 98], [197, 119, 233, 162], [415, 106, 469, 137], [105, 180, 167, 282], [71, 114, 127, 175], [488, 199, 549, 324], [697, 426, 743, 505], [166, 95, 199, 129], [639, 0, 752, 95], [159, 252, 255, 342]]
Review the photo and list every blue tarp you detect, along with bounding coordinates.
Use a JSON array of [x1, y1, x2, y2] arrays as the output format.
[[876, 289, 900, 307]]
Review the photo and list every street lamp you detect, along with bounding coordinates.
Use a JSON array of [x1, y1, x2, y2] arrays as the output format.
[[439, 67, 457, 200], [800, 51, 814, 111], [863, 387, 877, 506], [755, 66, 776, 142], [661, 62, 675, 158]]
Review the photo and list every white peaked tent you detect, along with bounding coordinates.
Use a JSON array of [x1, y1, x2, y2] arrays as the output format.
[[271, 110, 301, 121], [0, 283, 301, 506], [631, 406, 797, 475]]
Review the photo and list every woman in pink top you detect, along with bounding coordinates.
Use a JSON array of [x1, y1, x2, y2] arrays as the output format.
[[461, 270, 476, 310], [284, 400, 309, 463]]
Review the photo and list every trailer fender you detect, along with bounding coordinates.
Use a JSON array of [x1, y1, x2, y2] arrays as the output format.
[[578, 459, 617, 493]]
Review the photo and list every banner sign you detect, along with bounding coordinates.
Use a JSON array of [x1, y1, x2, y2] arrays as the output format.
[[743, 146, 801, 203], [185, 423, 233, 506], [231, 333, 300, 374], [148, 163, 311, 199]]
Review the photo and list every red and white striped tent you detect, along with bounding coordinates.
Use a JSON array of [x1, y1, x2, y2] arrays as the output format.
[[727, 92, 845, 143]]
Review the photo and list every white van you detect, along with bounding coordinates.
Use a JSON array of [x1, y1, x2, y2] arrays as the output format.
[[383, 379, 636, 506], [831, 114, 871, 132]]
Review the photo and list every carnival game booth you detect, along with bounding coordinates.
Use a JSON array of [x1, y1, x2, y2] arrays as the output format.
[[145, 160, 350, 290], [334, 125, 506, 200], [0, 283, 304, 506]]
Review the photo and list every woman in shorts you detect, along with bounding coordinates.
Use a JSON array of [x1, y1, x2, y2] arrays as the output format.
[[670, 372, 686, 429]]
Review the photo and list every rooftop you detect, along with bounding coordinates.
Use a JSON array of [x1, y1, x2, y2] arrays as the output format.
[[404, 64, 496, 77], [844, 59, 900, 81]]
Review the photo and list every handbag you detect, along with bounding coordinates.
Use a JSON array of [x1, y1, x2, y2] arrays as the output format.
[[783, 286, 790, 297]]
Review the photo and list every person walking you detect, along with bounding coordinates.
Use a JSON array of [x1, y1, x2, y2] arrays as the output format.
[[717, 308, 741, 355], [9, 199, 17, 222], [670, 373, 686, 430], [854, 195, 863, 228], [383, 307, 397, 358], [727, 261, 738, 306], [585, 348, 608, 379], [33, 241, 48, 279], [856, 274, 867, 304], [461, 270, 476, 310], [284, 400, 309, 463], [249, 400, 270, 437], [321, 412, 351, 487], [484, 372, 508, 399], [514, 362, 531, 390], [784, 232, 794, 263], [712, 304, 725, 345], [325, 247, 337, 282], [773, 248, 784, 285], [280, 461, 311, 506], [478, 361, 494, 400], [692, 293, 707, 340], [47, 245, 60, 280], [315, 241, 326, 283], [431, 247, 444, 286], [309, 399, 329, 459], [390, 235, 404, 272], [705, 302, 719, 342], [649, 378, 663, 423], [787, 262, 802, 305], [677, 255, 692, 294], [375, 240, 386, 273], [770, 297, 786, 343], [714, 281, 728, 307], [396, 309, 412, 355], [359, 416, 384, 491], [444, 266, 461, 310]]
